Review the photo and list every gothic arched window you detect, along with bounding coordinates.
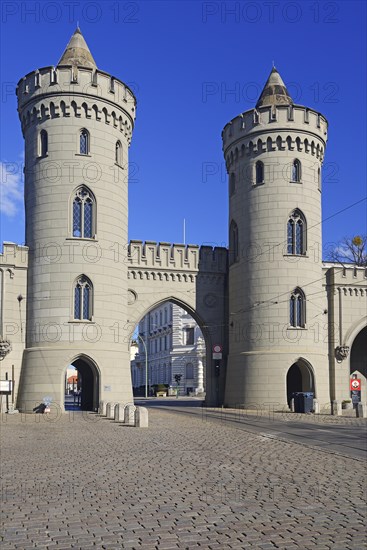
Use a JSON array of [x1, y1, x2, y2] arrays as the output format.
[[255, 161, 264, 184], [287, 209, 306, 255], [72, 186, 95, 238], [74, 275, 93, 320], [229, 220, 239, 265], [80, 129, 89, 155], [115, 141, 122, 165], [290, 288, 305, 328], [39, 130, 48, 156], [291, 159, 301, 182]]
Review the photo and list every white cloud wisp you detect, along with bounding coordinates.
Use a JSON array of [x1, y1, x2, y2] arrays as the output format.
[[0, 161, 24, 217]]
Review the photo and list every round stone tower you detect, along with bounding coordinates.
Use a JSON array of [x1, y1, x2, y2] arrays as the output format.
[[16, 29, 136, 411], [223, 68, 329, 409]]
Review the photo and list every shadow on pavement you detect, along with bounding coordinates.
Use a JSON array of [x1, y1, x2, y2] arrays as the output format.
[[134, 397, 204, 408]]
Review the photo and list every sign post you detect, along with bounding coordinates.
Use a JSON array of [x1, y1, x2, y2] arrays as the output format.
[[212, 344, 222, 360], [350, 378, 361, 406]]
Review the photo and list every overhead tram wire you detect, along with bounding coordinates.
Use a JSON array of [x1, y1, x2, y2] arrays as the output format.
[[238, 195, 367, 264], [23, 197, 367, 306], [230, 268, 366, 318]]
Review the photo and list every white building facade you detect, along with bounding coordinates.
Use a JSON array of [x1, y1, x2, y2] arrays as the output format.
[[131, 303, 205, 395]]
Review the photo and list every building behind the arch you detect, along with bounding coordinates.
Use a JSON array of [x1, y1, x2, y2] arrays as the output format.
[[0, 29, 366, 413], [131, 302, 206, 396]]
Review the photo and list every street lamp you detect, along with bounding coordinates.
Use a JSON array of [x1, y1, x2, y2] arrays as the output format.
[[137, 334, 149, 398]]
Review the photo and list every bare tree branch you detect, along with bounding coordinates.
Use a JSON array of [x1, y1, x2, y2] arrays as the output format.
[[327, 235, 367, 267]]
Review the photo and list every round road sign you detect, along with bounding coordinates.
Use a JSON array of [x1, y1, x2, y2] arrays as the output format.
[[213, 344, 222, 353]]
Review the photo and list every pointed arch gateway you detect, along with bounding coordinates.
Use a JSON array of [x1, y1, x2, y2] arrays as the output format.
[[64, 354, 100, 412], [129, 297, 209, 398], [126, 242, 227, 405], [286, 358, 315, 407], [349, 325, 367, 403]]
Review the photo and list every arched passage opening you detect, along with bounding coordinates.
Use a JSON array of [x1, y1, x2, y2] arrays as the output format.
[[350, 326, 367, 378], [130, 299, 208, 398], [286, 359, 315, 406], [350, 325, 367, 403], [64, 356, 99, 412]]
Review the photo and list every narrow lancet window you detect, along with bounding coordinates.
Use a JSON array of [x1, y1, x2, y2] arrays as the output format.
[[287, 209, 306, 255], [74, 276, 93, 321], [255, 161, 264, 184], [39, 130, 48, 156], [291, 159, 301, 182], [72, 187, 95, 238], [80, 129, 89, 155], [290, 288, 305, 328], [115, 141, 122, 165]]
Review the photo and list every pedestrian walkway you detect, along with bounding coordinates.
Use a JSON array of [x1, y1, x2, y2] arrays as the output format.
[[1, 407, 366, 549]]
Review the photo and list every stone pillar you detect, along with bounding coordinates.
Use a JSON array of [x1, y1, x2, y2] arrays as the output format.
[[106, 402, 117, 419], [331, 400, 342, 416], [313, 399, 320, 414], [114, 403, 126, 422], [99, 401, 106, 415], [135, 406, 149, 428], [124, 404, 136, 426], [356, 403, 366, 418]]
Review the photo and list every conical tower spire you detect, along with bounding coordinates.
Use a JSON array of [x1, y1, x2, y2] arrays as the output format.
[[58, 27, 97, 69], [256, 67, 293, 108]]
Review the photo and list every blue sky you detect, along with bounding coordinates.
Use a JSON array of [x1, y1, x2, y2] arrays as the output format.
[[1, 0, 366, 256]]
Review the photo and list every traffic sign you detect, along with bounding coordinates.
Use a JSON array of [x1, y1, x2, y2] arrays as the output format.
[[350, 378, 361, 391], [212, 344, 222, 353]]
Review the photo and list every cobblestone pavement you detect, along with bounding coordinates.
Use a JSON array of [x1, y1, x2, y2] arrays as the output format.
[[190, 406, 367, 427], [1, 407, 366, 550]]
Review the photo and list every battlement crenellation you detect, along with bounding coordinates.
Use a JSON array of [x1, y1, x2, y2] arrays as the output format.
[[128, 241, 227, 273], [16, 66, 136, 141], [0, 242, 29, 269], [222, 104, 327, 150]]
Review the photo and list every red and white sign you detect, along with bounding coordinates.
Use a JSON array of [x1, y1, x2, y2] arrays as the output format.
[[212, 345, 222, 353], [212, 344, 222, 360], [350, 378, 361, 391]]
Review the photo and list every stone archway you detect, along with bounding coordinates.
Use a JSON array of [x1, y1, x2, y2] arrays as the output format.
[[129, 296, 210, 344], [130, 298, 208, 398], [127, 241, 228, 405], [286, 358, 315, 406], [350, 326, 367, 403], [65, 355, 100, 412], [350, 326, 367, 378]]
